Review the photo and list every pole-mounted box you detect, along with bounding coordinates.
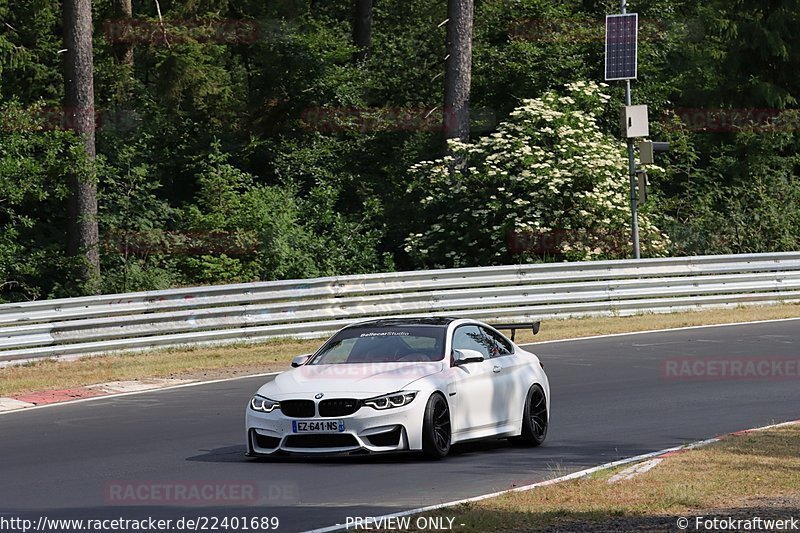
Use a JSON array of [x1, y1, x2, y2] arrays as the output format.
[[620, 105, 649, 138], [639, 140, 654, 164], [636, 169, 648, 205], [638, 140, 670, 165]]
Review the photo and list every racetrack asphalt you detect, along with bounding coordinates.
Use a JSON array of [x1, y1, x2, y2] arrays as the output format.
[[1, 319, 799, 532]]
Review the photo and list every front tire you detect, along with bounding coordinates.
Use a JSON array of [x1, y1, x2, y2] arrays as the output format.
[[422, 393, 451, 458], [511, 384, 548, 446]]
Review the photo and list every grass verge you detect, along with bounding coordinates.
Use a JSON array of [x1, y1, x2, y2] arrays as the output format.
[[409, 424, 800, 532], [0, 339, 319, 397], [1, 303, 798, 397]]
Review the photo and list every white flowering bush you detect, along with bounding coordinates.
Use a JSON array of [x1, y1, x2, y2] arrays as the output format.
[[404, 81, 670, 266]]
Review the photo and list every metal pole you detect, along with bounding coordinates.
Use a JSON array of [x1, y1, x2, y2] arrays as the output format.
[[621, 0, 640, 259], [626, 83, 640, 259]]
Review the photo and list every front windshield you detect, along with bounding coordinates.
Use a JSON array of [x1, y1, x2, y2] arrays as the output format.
[[310, 325, 446, 364]]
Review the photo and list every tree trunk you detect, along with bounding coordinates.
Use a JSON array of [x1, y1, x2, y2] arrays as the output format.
[[444, 0, 474, 148], [112, 0, 133, 66], [63, 0, 101, 288], [352, 0, 373, 61]]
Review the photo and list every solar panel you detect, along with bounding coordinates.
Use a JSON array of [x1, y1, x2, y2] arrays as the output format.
[[605, 13, 638, 81]]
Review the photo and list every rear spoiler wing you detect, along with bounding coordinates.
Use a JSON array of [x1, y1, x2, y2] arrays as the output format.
[[490, 321, 541, 342]]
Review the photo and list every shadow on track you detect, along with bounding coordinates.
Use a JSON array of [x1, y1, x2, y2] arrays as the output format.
[[185, 439, 517, 464]]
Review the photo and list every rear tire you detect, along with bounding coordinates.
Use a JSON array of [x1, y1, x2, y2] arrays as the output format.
[[422, 393, 451, 458], [510, 384, 547, 446]]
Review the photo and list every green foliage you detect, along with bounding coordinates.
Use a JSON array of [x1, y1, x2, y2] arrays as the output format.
[[473, 1, 596, 114], [0, 0, 63, 104], [177, 141, 391, 284], [655, 111, 800, 254], [0, 100, 90, 300], [1, 0, 800, 300], [404, 82, 670, 266], [98, 136, 181, 294], [689, 0, 800, 108]]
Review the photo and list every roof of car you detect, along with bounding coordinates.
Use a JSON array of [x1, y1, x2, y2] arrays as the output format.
[[346, 317, 460, 328]]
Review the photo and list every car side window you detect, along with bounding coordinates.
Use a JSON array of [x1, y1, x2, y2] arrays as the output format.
[[480, 327, 513, 358], [452, 325, 492, 359]]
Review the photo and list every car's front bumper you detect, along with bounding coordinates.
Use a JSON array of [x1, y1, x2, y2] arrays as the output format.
[[245, 397, 426, 456]]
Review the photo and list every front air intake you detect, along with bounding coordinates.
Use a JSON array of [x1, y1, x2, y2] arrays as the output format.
[[284, 434, 359, 448]]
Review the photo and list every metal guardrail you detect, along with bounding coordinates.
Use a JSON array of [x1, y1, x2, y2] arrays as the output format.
[[1, 252, 799, 364]]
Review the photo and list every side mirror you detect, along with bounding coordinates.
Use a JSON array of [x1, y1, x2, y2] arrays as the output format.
[[453, 349, 485, 366], [291, 354, 312, 368]]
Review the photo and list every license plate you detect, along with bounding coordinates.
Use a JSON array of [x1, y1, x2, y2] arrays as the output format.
[[292, 420, 345, 433]]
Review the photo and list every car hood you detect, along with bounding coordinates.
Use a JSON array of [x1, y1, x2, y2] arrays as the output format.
[[258, 361, 446, 398]]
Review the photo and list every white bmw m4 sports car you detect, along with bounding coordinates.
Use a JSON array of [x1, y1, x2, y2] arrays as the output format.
[[245, 317, 549, 458]]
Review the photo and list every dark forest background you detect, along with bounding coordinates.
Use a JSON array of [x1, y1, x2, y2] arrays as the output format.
[[1, 0, 799, 302]]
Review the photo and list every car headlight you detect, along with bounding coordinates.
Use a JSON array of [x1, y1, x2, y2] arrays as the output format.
[[250, 395, 280, 413], [362, 391, 418, 410]]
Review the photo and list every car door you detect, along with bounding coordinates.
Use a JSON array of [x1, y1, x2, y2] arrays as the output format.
[[479, 326, 524, 427], [449, 325, 498, 436]]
